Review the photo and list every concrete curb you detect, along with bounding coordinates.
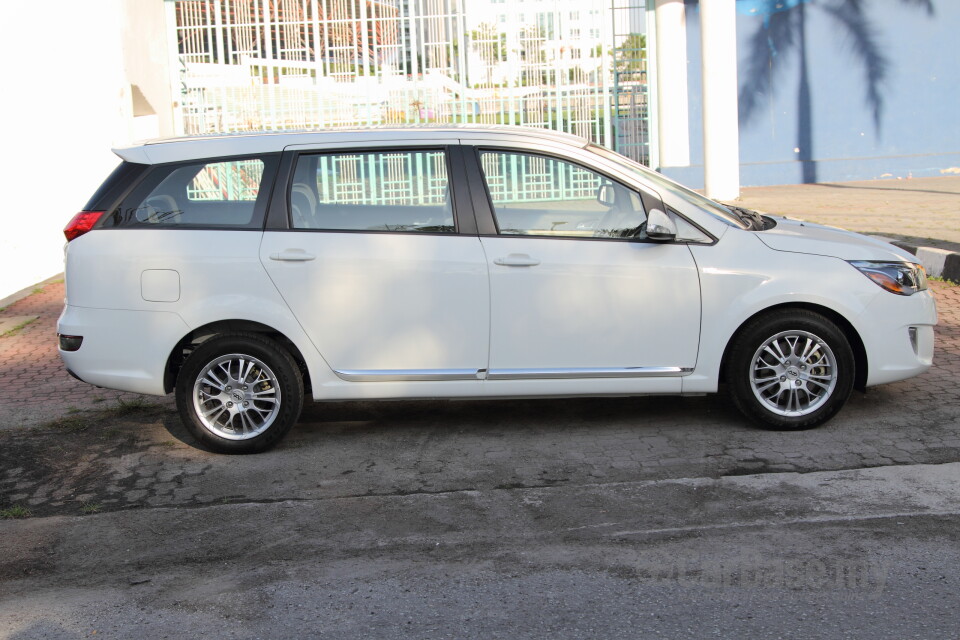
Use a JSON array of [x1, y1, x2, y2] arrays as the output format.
[[890, 242, 960, 283]]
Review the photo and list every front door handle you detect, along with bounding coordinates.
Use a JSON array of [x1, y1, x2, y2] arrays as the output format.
[[270, 249, 316, 262], [494, 253, 541, 267]]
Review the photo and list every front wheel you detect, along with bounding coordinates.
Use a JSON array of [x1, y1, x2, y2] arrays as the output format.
[[726, 310, 855, 430], [175, 332, 303, 453]]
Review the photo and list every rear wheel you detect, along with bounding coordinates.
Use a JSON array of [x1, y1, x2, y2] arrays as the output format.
[[175, 332, 303, 453], [726, 310, 855, 430]]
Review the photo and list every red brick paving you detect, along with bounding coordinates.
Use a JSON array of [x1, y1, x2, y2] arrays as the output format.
[[929, 281, 960, 388], [0, 280, 957, 429], [0, 282, 171, 428]]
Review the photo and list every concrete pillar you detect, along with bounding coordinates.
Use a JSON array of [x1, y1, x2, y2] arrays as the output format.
[[654, 0, 690, 168], [699, 0, 740, 200]]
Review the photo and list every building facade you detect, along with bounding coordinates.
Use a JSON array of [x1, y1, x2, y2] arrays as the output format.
[[662, 0, 960, 189]]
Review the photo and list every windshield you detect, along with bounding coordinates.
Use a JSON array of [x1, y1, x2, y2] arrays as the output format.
[[586, 144, 747, 229]]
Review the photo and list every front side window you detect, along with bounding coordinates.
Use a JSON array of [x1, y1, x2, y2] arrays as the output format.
[[587, 143, 746, 229], [108, 157, 271, 228], [479, 150, 647, 238], [289, 149, 455, 233]]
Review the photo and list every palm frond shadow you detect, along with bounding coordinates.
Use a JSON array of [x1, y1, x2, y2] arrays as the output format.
[[735, 0, 935, 182]]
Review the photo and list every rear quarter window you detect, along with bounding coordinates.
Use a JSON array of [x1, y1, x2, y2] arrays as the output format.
[[83, 161, 149, 212], [103, 155, 279, 229]]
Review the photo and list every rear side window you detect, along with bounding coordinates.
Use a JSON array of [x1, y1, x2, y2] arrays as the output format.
[[186, 160, 263, 202], [289, 149, 455, 233], [83, 161, 149, 211], [104, 155, 277, 229]]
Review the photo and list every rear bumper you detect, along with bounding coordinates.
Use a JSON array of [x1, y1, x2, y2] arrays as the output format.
[[57, 305, 190, 395]]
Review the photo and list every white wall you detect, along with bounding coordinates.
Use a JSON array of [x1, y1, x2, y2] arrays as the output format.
[[124, 0, 175, 138], [0, 0, 172, 299]]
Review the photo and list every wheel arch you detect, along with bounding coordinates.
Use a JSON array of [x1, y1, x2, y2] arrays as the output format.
[[718, 302, 868, 391], [164, 320, 313, 396]]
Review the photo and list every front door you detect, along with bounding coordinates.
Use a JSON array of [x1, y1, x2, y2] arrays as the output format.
[[474, 148, 701, 379]]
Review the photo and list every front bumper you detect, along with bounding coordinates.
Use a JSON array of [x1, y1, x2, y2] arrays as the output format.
[[857, 289, 937, 387]]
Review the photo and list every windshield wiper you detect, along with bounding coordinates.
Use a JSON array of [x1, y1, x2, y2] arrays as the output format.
[[724, 205, 773, 231]]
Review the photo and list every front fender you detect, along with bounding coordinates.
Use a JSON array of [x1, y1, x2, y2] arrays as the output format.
[[683, 232, 881, 393]]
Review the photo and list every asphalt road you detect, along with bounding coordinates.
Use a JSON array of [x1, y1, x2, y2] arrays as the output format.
[[1, 282, 958, 638], [3, 461, 960, 639]]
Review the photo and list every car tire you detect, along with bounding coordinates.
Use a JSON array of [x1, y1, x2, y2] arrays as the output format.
[[175, 332, 303, 454], [726, 309, 855, 430]]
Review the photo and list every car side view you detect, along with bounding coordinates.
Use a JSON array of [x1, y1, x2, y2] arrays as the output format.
[[58, 126, 937, 453]]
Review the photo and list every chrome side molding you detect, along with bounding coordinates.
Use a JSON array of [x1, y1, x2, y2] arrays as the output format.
[[334, 369, 482, 382], [486, 367, 693, 380], [335, 367, 693, 382]]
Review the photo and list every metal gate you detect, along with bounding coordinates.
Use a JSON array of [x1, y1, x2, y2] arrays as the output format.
[[168, 0, 653, 165], [610, 0, 651, 165]]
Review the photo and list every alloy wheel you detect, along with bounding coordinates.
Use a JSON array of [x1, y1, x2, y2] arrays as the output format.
[[748, 330, 839, 417], [191, 353, 282, 439]]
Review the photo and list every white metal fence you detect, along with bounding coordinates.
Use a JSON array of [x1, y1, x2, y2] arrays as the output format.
[[170, 0, 652, 164]]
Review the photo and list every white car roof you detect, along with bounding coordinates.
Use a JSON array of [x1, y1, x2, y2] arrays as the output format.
[[113, 125, 590, 165]]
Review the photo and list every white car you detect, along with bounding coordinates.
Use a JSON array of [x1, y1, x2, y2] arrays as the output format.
[[58, 126, 937, 453]]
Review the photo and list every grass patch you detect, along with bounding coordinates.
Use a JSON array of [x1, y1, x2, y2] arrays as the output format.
[[113, 396, 162, 417], [1, 505, 32, 519], [80, 502, 102, 515], [46, 415, 92, 433], [40, 397, 170, 434], [1, 317, 36, 337], [929, 275, 958, 286], [114, 396, 148, 415]]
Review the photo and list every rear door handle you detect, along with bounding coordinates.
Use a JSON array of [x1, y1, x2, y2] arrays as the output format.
[[494, 253, 541, 267], [270, 249, 316, 262]]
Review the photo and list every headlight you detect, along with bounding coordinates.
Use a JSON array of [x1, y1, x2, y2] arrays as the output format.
[[848, 260, 928, 296]]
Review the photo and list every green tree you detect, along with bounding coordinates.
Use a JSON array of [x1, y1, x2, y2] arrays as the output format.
[[471, 23, 507, 86], [615, 33, 646, 74]]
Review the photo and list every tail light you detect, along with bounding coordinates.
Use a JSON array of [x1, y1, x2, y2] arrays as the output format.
[[64, 211, 106, 242]]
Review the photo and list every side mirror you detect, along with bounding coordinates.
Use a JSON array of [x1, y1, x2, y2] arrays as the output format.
[[646, 209, 677, 242], [596, 183, 616, 207]]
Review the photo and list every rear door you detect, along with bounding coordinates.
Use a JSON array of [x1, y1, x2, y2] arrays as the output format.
[[260, 143, 489, 381]]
